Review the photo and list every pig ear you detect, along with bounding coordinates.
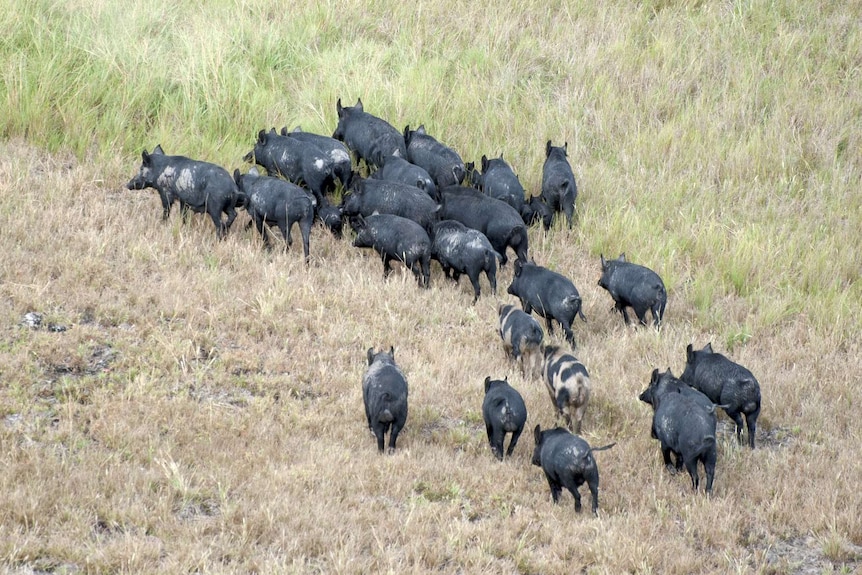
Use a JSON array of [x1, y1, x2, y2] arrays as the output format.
[[403, 125, 410, 140], [355, 98, 363, 111], [233, 169, 241, 185], [533, 424, 542, 443], [257, 129, 266, 144], [703, 342, 713, 353], [481, 155, 489, 171], [667, 367, 675, 378], [545, 140, 552, 157], [367, 347, 375, 365], [619, 253, 626, 262], [650, 368, 659, 384], [417, 125, 426, 134], [141, 150, 151, 165], [336, 98, 344, 116], [389, 346, 395, 359], [514, 260, 522, 277], [484, 376, 491, 393], [600, 254, 606, 268], [249, 166, 259, 177], [686, 344, 695, 362], [152, 144, 165, 155], [563, 142, 568, 153], [269, 127, 277, 135], [280, 126, 288, 136]]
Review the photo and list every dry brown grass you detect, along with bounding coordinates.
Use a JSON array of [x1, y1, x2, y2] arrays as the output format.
[[0, 139, 860, 574]]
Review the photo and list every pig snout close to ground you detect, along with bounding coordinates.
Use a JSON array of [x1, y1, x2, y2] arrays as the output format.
[[431, 220, 501, 303], [481, 377, 528, 461], [351, 213, 432, 288], [639, 367, 719, 494], [598, 253, 667, 328], [233, 168, 314, 262], [362, 347, 409, 454], [541, 140, 578, 229], [497, 303, 544, 377], [507, 260, 586, 349], [243, 129, 334, 206], [126, 145, 240, 239], [680, 342, 762, 449], [521, 195, 555, 231], [531, 425, 615, 515], [403, 124, 466, 188], [438, 186, 529, 265], [332, 98, 406, 171], [478, 154, 526, 215], [541, 346, 591, 434]]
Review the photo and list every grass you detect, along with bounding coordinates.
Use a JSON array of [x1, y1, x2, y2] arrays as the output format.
[[1, 0, 861, 573]]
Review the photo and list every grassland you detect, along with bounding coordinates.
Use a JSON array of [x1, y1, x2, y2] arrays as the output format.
[[1, 0, 860, 573]]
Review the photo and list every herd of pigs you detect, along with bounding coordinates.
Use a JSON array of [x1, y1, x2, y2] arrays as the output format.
[[125, 98, 763, 515]]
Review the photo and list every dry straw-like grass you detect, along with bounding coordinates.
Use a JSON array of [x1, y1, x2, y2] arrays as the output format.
[[1, 0, 861, 573]]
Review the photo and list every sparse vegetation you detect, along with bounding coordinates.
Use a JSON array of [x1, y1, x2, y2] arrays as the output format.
[[1, 0, 860, 573]]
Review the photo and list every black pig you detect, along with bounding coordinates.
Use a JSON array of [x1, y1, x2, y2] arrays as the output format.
[[507, 261, 586, 348], [126, 145, 240, 239], [352, 213, 432, 288], [520, 195, 555, 230], [362, 347, 409, 453], [243, 129, 334, 205], [233, 168, 314, 261], [439, 186, 529, 265], [431, 220, 500, 302], [403, 125, 466, 187], [639, 368, 719, 494], [479, 154, 525, 214], [532, 425, 615, 515], [316, 195, 344, 239], [598, 253, 667, 328], [282, 126, 353, 189], [498, 303, 544, 377], [541, 141, 578, 229], [370, 155, 437, 201], [680, 343, 762, 449], [332, 98, 406, 170], [342, 177, 440, 234], [482, 377, 528, 461]]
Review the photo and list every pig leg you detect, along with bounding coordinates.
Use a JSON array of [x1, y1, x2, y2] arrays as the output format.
[[506, 427, 523, 457], [388, 420, 404, 454], [703, 450, 717, 494], [420, 255, 431, 289], [467, 271, 482, 303], [632, 303, 650, 326], [661, 445, 677, 473], [745, 409, 759, 449], [728, 410, 746, 445], [299, 216, 313, 264], [485, 265, 497, 295], [587, 480, 599, 515], [615, 301, 631, 324], [489, 427, 504, 461], [684, 457, 700, 491], [560, 478, 583, 512], [373, 423, 387, 453], [545, 476, 563, 504], [223, 204, 237, 231], [382, 254, 394, 278], [158, 190, 173, 221]]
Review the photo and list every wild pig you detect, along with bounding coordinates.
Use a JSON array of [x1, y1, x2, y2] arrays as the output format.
[[541, 346, 591, 434], [352, 213, 432, 288], [541, 141, 578, 229], [521, 195, 555, 231], [639, 369, 719, 494], [498, 303, 544, 377], [479, 154, 525, 214], [243, 129, 334, 205], [438, 186, 529, 265], [531, 425, 615, 515], [598, 253, 667, 328], [332, 98, 406, 170], [362, 347, 409, 453], [369, 155, 437, 201], [680, 343, 762, 449], [126, 145, 240, 239], [482, 377, 528, 461], [316, 195, 344, 239], [282, 126, 353, 189], [403, 125, 466, 187], [342, 177, 440, 234], [507, 261, 586, 348], [431, 220, 500, 302], [233, 168, 314, 261]]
